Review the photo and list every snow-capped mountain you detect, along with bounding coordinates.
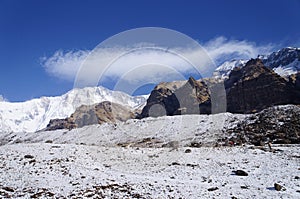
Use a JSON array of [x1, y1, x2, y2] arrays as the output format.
[[0, 87, 148, 133], [260, 47, 300, 76], [213, 59, 247, 78], [214, 47, 300, 78]]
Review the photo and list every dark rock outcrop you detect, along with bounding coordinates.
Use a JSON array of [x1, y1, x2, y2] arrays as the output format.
[[45, 101, 134, 131], [140, 77, 213, 117], [140, 76, 228, 117], [225, 58, 300, 113], [225, 105, 300, 145], [141, 59, 300, 117], [289, 72, 300, 90]]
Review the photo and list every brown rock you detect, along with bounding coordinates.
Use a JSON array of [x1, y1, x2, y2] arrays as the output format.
[[274, 183, 283, 191], [45, 101, 135, 131], [140, 77, 214, 117], [225, 59, 300, 113], [233, 170, 248, 176]]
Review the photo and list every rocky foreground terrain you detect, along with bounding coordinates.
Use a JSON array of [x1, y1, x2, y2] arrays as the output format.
[[0, 143, 299, 198], [0, 105, 300, 198]]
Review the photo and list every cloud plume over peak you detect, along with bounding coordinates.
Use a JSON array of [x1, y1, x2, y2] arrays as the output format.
[[203, 36, 275, 64], [40, 49, 90, 81], [40, 36, 277, 90]]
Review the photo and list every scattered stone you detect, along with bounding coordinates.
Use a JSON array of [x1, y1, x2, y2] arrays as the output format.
[[186, 163, 198, 168], [295, 176, 300, 180], [2, 186, 14, 192], [184, 149, 192, 153], [233, 170, 248, 176], [241, 185, 249, 189], [171, 162, 180, 166], [207, 187, 218, 191], [274, 183, 283, 191], [24, 155, 34, 159], [190, 142, 202, 148], [45, 140, 53, 143], [29, 159, 36, 164], [51, 145, 60, 148]]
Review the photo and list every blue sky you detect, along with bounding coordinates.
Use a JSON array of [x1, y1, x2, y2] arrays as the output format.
[[0, 0, 300, 102]]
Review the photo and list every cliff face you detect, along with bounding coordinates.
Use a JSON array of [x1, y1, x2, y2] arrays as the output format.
[[45, 101, 134, 131], [140, 77, 213, 118], [289, 72, 300, 90], [141, 59, 300, 117], [225, 59, 300, 113]]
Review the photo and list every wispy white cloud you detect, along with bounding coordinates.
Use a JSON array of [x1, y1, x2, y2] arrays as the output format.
[[40, 36, 276, 91], [203, 36, 275, 64], [40, 49, 89, 81]]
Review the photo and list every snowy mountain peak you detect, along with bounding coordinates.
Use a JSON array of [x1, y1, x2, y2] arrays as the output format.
[[0, 87, 148, 133], [214, 47, 300, 78], [213, 59, 247, 79], [260, 47, 300, 76]]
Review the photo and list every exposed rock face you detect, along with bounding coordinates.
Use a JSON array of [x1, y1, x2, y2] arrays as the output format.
[[141, 59, 300, 118], [45, 101, 134, 131], [261, 47, 300, 69], [140, 77, 213, 118], [289, 72, 300, 90], [225, 105, 300, 145], [225, 59, 300, 113]]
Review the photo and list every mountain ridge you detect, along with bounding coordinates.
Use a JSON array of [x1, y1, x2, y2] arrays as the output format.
[[0, 86, 148, 133], [214, 47, 300, 78]]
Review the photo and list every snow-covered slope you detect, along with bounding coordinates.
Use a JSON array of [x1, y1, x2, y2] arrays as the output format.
[[214, 47, 300, 78], [0, 87, 148, 133], [0, 111, 299, 198], [1, 113, 245, 147], [260, 47, 300, 76], [1, 143, 299, 198], [214, 59, 247, 78]]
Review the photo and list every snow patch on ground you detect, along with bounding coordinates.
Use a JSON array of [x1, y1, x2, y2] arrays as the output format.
[[0, 143, 299, 198]]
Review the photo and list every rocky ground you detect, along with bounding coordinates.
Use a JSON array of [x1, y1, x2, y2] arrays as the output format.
[[0, 105, 299, 198], [0, 143, 299, 198]]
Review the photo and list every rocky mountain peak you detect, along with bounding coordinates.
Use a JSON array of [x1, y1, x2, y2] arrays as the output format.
[[45, 101, 135, 131], [214, 47, 300, 79], [261, 47, 300, 68], [225, 59, 300, 113]]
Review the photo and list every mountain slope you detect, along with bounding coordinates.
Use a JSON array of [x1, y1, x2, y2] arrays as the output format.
[[214, 47, 300, 78], [260, 47, 300, 76], [140, 59, 300, 117], [225, 58, 300, 113], [0, 87, 147, 133], [45, 101, 135, 131]]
